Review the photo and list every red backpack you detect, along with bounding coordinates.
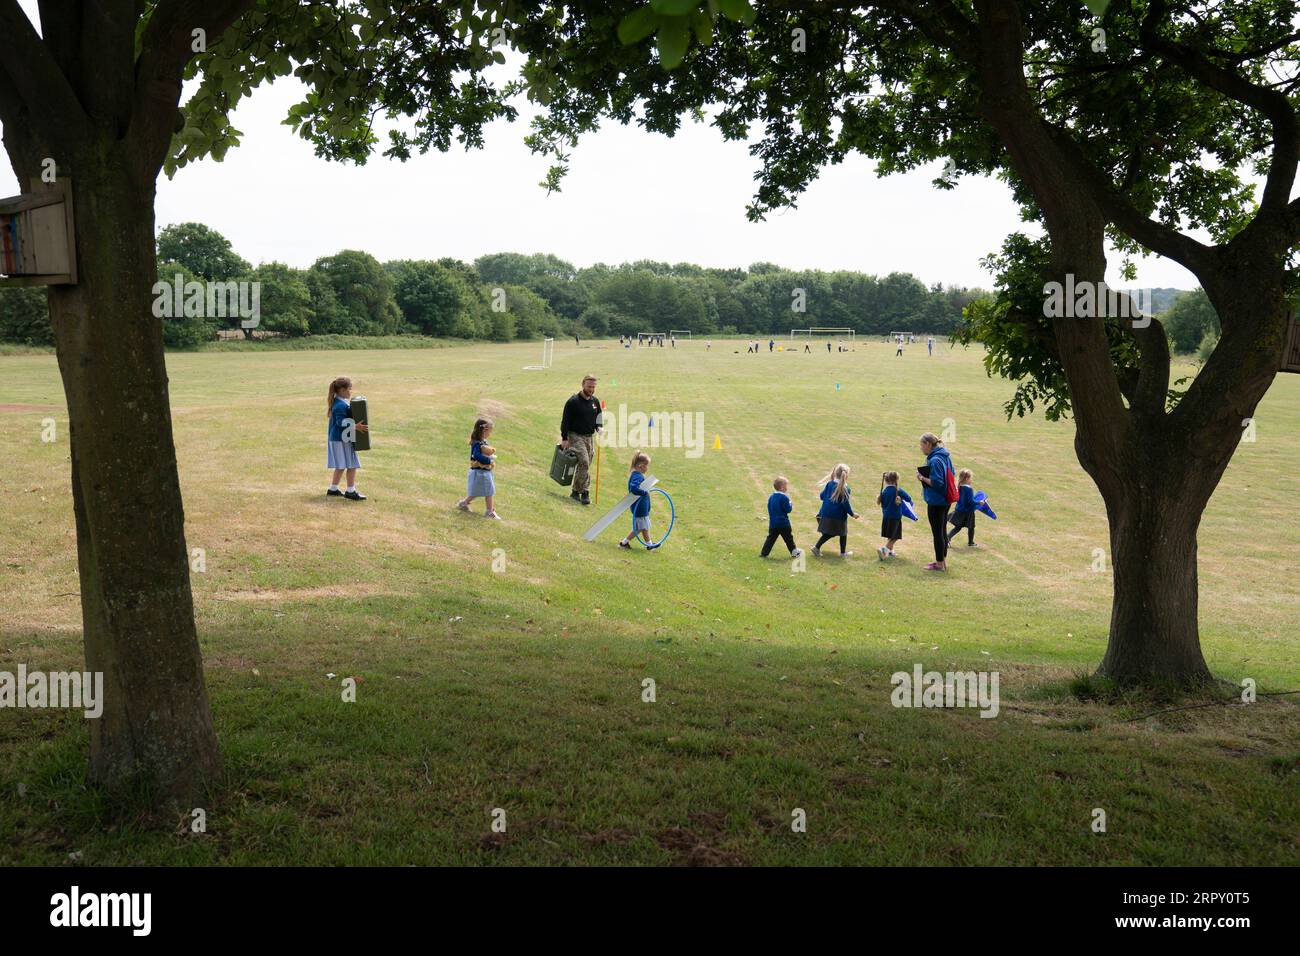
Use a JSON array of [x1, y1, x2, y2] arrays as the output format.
[[944, 463, 959, 504]]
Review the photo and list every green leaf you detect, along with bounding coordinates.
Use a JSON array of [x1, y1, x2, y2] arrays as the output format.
[[651, 0, 699, 14], [618, 7, 660, 45], [656, 16, 691, 69], [1084, 0, 1110, 15], [692, 11, 714, 47], [717, 0, 756, 23]]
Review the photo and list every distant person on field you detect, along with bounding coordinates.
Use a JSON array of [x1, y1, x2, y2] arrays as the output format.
[[325, 376, 367, 501], [804, 342, 811, 353], [826, 340, 832, 353], [560, 375, 602, 506], [917, 432, 954, 571], [876, 470, 912, 560], [760, 476, 802, 559], [456, 417, 500, 519], [946, 468, 978, 547], [896, 337, 904, 357], [813, 463, 859, 557], [769, 339, 774, 352], [927, 335, 934, 356], [619, 451, 657, 549]]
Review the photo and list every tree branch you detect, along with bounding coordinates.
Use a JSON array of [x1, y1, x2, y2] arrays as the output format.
[[1038, 121, 1214, 274], [1131, 314, 1171, 417], [37, 0, 138, 134], [0, 0, 87, 136], [130, 0, 257, 176], [1139, 0, 1300, 217]]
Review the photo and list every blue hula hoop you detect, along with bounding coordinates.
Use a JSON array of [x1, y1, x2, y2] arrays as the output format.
[[634, 488, 675, 549]]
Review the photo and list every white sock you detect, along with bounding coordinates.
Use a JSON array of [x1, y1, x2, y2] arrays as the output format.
[[346, 485, 357, 492], [328, 484, 339, 491]]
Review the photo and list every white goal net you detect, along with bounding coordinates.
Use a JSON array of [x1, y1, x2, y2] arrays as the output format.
[[523, 337, 554, 370]]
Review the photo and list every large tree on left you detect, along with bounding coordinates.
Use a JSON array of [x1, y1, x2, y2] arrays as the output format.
[[0, 0, 520, 803]]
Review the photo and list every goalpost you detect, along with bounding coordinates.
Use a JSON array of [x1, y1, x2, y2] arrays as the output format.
[[668, 329, 692, 339], [523, 337, 554, 370], [638, 332, 666, 346]]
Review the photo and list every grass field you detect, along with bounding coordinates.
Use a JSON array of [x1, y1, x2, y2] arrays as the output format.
[[1, 337, 1297, 865]]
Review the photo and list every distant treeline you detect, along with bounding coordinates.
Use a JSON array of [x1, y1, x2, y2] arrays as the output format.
[[2, 222, 1208, 353], [0, 222, 995, 349]]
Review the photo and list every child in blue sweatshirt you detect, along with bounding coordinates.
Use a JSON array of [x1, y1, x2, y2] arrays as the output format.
[[946, 468, 977, 547], [876, 471, 913, 560], [619, 451, 656, 549], [325, 376, 368, 500], [813, 463, 860, 557], [456, 417, 500, 519], [761, 476, 803, 558]]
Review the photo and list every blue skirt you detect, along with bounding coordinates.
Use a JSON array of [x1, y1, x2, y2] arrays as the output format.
[[467, 468, 495, 497], [326, 441, 360, 469]]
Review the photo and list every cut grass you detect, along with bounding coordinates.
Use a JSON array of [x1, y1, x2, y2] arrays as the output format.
[[1, 338, 1297, 865]]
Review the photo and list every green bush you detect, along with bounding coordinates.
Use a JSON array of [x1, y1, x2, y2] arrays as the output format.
[[1196, 328, 1220, 364], [0, 286, 53, 346], [154, 261, 219, 348]]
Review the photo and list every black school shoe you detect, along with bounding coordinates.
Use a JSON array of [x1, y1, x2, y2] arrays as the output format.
[[580, 491, 591, 505], [343, 490, 367, 501], [326, 489, 343, 497]]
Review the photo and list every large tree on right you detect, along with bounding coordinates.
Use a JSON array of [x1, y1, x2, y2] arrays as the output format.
[[516, 0, 1300, 685]]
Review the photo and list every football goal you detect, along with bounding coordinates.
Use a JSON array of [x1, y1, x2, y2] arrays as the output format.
[[523, 337, 554, 371], [638, 332, 666, 346], [668, 330, 692, 339]]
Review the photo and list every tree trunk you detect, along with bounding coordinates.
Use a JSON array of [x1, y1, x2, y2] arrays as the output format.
[[46, 152, 220, 800], [1099, 472, 1213, 686]]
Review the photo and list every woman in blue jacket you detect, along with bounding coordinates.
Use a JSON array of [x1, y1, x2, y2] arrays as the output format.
[[917, 432, 953, 571]]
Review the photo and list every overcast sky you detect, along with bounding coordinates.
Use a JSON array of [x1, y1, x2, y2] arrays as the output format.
[[2, 3, 1204, 291]]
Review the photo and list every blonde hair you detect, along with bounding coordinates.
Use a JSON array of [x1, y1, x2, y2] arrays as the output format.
[[818, 463, 851, 502], [327, 376, 352, 416], [958, 468, 972, 485], [920, 432, 943, 450], [773, 476, 788, 491], [631, 450, 650, 470]]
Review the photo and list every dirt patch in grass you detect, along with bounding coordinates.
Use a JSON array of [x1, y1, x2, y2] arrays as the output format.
[[655, 811, 745, 866], [581, 826, 638, 847]]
